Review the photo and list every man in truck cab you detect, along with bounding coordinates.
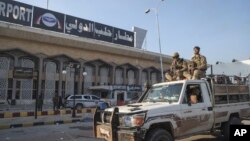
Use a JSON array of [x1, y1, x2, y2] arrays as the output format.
[[165, 52, 192, 81], [189, 87, 198, 104], [186, 85, 202, 104]]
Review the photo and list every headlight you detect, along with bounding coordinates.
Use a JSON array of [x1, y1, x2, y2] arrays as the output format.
[[122, 113, 146, 127]]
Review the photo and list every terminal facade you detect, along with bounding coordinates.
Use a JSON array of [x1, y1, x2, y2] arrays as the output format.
[[0, 0, 171, 105]]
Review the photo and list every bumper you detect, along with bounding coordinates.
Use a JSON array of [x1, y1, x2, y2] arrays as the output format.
[[95, 123, 145, 141], [117, 129, 143, 141]]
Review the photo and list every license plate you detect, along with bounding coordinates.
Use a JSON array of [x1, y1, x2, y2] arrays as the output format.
[[99, 127, 110, 138]]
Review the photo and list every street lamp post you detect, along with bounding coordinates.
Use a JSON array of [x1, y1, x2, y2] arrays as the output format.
[[71, 66, 76, 118], [145, 0, 164, 82], [82, 72, 87, 93], [47, 0, 49, 9], [62, 66, 77, 117], [71, 64, 82, 118]]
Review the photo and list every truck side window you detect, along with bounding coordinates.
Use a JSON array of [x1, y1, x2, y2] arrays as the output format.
[[185, 84, 203, 104]]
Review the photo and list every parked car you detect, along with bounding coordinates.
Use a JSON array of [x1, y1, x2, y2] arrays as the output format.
[[65, 94, 109, 110]]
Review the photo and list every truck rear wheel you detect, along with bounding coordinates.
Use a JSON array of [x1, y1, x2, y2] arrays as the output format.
[[222, 117, 241, 141], [146, 128, 173, 141]]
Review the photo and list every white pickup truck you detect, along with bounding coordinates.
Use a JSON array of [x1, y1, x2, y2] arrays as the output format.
[[94, 77, 250, 141]]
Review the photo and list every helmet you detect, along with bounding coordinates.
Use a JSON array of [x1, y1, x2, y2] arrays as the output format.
[[172, 52, 179, 58]]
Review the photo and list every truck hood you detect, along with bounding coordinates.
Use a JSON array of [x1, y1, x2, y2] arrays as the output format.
[[105, 102, 179, 114]]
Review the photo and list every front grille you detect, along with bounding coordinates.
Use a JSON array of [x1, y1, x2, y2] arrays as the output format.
[[119, 115, 124, 126]]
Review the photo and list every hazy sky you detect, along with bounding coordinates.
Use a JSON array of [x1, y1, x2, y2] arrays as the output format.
[[15, 0, 250, 64]]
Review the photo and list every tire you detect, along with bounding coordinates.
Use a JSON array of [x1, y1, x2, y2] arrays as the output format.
[[75, 104, 83, 110], [146, 129, 173, 141], [222, 117, 241, 141]]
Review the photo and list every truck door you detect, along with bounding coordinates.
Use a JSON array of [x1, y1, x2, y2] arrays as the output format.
[[179, 83, 213, 136]]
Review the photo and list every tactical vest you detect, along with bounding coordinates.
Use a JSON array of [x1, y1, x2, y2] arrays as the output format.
[[192, 55, 203, 67], [173, 59, 184, 70]]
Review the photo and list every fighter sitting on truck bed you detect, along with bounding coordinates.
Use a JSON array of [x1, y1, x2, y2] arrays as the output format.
[[93, 75, 250, 141]]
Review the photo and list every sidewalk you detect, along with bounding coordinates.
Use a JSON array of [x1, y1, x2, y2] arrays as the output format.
[[0, 103, 58, 112], [0, 103, 95, 130]]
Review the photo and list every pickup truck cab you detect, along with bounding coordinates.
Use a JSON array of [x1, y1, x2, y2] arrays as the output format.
[[94, 77, 250, 141]]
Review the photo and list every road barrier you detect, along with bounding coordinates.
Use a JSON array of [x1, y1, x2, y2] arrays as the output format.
[[0, 108, 96, 118]]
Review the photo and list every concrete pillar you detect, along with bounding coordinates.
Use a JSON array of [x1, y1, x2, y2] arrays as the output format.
[[37, 57, 43, 97], [58, 61, 63, 97], [147, 70, 151, 85], [95, 64, 98, 85], [123, 67, 127, 85], [138, 67, 142, 85], [111, 65, 116, 85], [11, 56, 18, 100]]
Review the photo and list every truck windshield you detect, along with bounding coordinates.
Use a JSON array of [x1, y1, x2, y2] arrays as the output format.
[[142, 83, 183, 103]]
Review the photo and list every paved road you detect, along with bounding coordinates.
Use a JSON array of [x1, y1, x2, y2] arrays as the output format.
[[177, 133, 222, 141], [0, 120, 249, 141], [177, 120, 250, 141], [0, 122, 103, 141], [0, 123, 222, 141]]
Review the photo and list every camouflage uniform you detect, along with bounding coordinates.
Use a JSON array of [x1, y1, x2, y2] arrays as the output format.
[[165, 54, 191, 81], [191, 54, 207, 79]]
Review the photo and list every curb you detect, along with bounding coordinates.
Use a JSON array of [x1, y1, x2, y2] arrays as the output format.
[[0, 118, 93, 130], [0, 108, 96, 118]]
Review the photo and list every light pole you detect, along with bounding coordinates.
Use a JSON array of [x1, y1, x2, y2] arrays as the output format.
[[82, 71, 87, 93], [145, 0, 164, 82], [62, 66, 77, 117], [47, 0, 49, 9]]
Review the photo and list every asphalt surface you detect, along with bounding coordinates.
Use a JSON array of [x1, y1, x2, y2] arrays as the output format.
[[0, 118, 250, 141], [0, 122, 102, 141]]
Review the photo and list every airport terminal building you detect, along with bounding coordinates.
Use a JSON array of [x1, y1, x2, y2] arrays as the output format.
[[0, 0, 171, 105]]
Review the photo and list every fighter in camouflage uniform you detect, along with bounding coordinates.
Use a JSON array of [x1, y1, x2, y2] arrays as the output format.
[[191, 46, 207, 79], [165, 52, 191, 81]]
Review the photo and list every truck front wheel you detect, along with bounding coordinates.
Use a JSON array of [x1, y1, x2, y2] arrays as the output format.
[[146, 129, 173, 141], [222, 117, 241, 140]]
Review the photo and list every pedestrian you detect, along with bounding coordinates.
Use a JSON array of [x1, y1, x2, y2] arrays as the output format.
[[58, 96, 63, 109], [37, 95, 43, 111], [53, 94, 59, 111], [7, 94, 11, 105], [165, 52, 191, 81], [143, 81, 151, 92], [191, 46, 207, 79]]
